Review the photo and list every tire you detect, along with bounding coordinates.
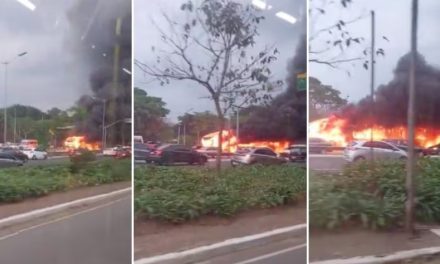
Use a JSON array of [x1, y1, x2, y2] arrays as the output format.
[[399, 156, 407, 161], [32, 155, 37, 160], [354, 156, 365, 162], [198, 156, 207, 165]]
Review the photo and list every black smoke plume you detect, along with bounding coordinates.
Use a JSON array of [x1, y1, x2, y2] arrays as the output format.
[[239, 35, 307, 142], [337, 53, 440, 132], [66, 0, 131, 145]]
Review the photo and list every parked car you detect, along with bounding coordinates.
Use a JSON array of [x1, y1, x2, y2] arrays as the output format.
[[134, 143, 151, 162], [149, 144, 208, 165], [103, 147, 117, 156], [22, 147, 48, 160], [280, 144, 307, 162], [423, 143, 440, 156], [0, 147, 28, 162], [231, 147, 286, 166], [383, 139, 424, 157], [115, 146, 131, 159], [194, 146, 218, 158], [309, 137, 333, 153], [344, 140, 407, 162], [0, 152, 24, 168]]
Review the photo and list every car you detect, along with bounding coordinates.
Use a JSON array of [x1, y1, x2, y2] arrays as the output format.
[[22, 147, 48, 160], [309, 137, 333, 153], [0, 152, 24, 168], [423, 143, 440, 156], [344, 140, 407, 162], [194, 146, 218, 158], [134, 143, 150, 162], [383, 139, 424, 157], [115, 146, 131, 159], [280, 144, 307, 162], [149, 144, 208, 165], [103, 147, 117, 156], [231, 147, 286, 166], [0, 147, 29, 162]]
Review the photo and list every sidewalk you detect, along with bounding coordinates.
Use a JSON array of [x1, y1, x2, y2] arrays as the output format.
[[134, 203, 306, 260], [0, 181, 131, 219], [310, 228, 440, 262]]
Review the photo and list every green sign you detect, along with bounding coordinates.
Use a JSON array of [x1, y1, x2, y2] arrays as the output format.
[[297, 73, 306, 91]]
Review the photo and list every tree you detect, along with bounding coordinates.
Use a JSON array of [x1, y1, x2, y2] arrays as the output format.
[[309, 77, 347, 120], [309, 0, 387, 71], [136, 0, 281, 171], [134, 87, 171, 141], [178, 111, 220, 146]]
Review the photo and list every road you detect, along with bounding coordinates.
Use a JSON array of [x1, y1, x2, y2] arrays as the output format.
[[200, 238, 306, 264], [309, 154, 347, 172], [0, 196, 131, 264]]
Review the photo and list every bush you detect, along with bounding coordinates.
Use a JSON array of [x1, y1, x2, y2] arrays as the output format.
[[134, 165, 306, 222], [69, 150, 97, 173], [310, 158, 440, 230], [0, 159, 130, 203]]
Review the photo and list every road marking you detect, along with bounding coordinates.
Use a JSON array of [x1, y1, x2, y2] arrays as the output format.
[[0, 197, 129, 242], [134, 224, 306, 264], [0, 187, 131, 228], [310, 247, 440, 264], [234, 243, 306, 264]]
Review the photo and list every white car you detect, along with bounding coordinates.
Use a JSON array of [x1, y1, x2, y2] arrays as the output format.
[[103, 147, 117, 156], [22, 148, 48, 160], [344, 140, 407, 162]]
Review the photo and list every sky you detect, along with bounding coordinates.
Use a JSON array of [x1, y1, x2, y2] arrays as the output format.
[[0, 0, 102, 112], [310, 0, 440, 103], [134, 0, 306, 121]]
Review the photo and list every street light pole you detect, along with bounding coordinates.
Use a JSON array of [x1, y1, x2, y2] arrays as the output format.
[[236, 109, 240, 145], [101, 99, 106, 150], [3, 62, 8, 144], [370, 10, 376, 160]]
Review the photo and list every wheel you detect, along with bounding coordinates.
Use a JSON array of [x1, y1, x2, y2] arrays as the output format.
[[399, 156, 407, 161], [354, 156, 365, 162], [44, 155, 48, 160], [198, 157, 207, 165], [32, 155, 37, 160]]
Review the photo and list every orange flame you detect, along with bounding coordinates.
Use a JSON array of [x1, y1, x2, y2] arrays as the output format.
[[64, 136, 100, 151], [310, 116, 440, 148], [200, 130, 290, 153]]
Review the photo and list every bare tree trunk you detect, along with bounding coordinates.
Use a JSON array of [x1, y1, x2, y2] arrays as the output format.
[[214, 99, 224, 174]]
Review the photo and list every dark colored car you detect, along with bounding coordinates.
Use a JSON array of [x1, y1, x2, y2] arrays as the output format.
[[384, 139, 425, 157], [0, 147, 29, 162], [149, 144, 208, 165], [309, 138, 333, 153], [134, 143, 151, 161], [280, 144, 307, 162], [231, 147, 286, 166], [0, 152, 24, 168], [423, 143, 440, 156], [194, 146, 218, 158]]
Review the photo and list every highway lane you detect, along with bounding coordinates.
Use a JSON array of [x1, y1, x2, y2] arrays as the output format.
[[0, 196, 131, 264]]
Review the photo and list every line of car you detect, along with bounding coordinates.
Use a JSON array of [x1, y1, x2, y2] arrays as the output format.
[[134, 142, 306, 166]]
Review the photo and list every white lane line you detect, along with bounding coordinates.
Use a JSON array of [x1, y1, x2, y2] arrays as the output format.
[[0, 187, 131, 228], [134, 224, 306, 264], [234, 243, 306, 264], [0, 197, 129, 242]]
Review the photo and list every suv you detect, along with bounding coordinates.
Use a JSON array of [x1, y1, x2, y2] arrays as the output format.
[[344, 140, 407, 162], [149, 144, 208, 165], [134, 143, 150, 162], [280, 144, 306, 162], [231, 147, 285, 166]]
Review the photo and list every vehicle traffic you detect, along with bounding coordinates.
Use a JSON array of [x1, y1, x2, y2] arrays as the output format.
[[0, 152, 24, 168], [0, 147, 29, 162], [344, 140, 407, 162], [22, 147, 48, 160], [134, 143, 150, 162], [149, 144, 208, 165], [231, 147, 286, 166]]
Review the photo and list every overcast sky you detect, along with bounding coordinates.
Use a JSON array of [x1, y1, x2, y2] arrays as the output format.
[[310, 0, 440, 102], [134, 0, 306, 121], [0, 0, 95, 112]]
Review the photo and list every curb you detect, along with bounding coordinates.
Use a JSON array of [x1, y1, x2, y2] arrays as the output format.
[[311, 246, 440, 264], [0, 187, 131, 229], [134, 223, 306, 264]]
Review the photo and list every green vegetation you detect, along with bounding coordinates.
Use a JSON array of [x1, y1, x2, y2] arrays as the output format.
[[135, 165, 306, 222], [0, 159, 130, 203], [310, 159, 440, 230]]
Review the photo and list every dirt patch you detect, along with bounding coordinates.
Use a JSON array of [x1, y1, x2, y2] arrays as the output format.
[[0, 181, 131, 219], [134, 203, 306, 259], [310, 228, 440, 261]]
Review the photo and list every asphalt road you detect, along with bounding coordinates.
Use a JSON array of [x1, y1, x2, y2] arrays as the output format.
[[310, 154, 347, 172], [0, 196, 131, 264]]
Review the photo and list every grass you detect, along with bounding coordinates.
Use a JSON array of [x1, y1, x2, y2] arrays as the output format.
[[134, 165, 306, 223], [310, 158, 440, 230], [0, 159, 130, 203]]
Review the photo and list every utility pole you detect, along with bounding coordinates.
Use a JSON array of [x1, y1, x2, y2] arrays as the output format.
[[3, 62, 8, 144], [14, 106, 16, 143], [406, 0, 418, 235], [236, 109, 240, 145], [370, 10, 376, 160], [183, 122, 186, 145], [177, 125, 181, 144], [102, 100, 106, 149]]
